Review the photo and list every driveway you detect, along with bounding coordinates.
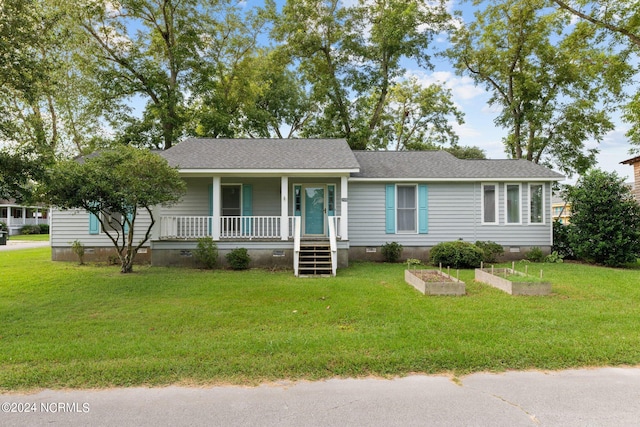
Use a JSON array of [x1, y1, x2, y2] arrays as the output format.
[[0, 240, 50, 251], [1, 367, 639, 426]]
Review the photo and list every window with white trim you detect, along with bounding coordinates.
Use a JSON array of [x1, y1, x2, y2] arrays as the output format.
[[506, 184, 521, 224], [482, 184, 498, 224], [221, 185, 241, 216], [397, 185, 417, 233], [101, 210, 123, 233], [529, 184, 544, 224]]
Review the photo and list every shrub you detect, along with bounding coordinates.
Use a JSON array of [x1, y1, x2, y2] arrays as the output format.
[[545, 251, 564, 263], [381, 242, 403, 263], [0, 221, 7, 231], [226, 247, 250, 270], [566, 169, 640, 267], [475, 240, 504, 263], [194, 237, 218, 269], [71, 240, 85, 265], [525, 247, 545, 263], [429, 241, 484, 269], [20, 224, 40, 235], [551, 220, 575, 260], [38, 224, 50, 234]]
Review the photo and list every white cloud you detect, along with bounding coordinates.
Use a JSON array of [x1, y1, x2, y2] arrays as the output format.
[[407, 70, 485, 101]]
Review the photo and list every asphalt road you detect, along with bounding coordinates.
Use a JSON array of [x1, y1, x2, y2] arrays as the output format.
[[2, 367, 639, 426]]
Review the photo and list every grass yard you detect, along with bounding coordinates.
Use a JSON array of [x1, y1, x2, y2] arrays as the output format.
[[2, 248, 640, 391], [8, 234, 50, 242]]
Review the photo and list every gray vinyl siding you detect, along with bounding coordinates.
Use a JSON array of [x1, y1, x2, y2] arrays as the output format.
[[50, 207, 153, 248], [349, 181, 553, 247]]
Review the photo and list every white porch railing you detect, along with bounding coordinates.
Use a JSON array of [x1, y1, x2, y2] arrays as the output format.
[[293, 217, 302, 276], [327, 216, 338, 276], [160, 216, 296, 240]]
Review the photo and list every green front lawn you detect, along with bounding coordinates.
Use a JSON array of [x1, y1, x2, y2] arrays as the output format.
[[8, 233, 50, 241], [2, 248, 640, 391]]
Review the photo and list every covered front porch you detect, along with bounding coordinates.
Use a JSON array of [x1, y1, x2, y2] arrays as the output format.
[[153, 175, 351, 276], [0, 201, 50, 236]]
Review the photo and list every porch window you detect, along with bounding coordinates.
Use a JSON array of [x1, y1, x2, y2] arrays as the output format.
[[506, 184, 521, 224], [529, 184, 544, 224], [222, 185, 241, 216], [482, 184, 498, 224], [397, 185, 417, 233]]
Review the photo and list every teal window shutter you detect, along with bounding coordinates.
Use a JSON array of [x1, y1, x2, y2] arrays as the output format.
[[385, 184, 395, 234], [89, 211, 100, 235], [418, 184, 428, 234], [242, 184, 253, 216], [242, 184, 253, 235]]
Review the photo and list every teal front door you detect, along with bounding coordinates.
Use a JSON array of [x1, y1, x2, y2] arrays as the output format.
[[304, 186, 325, 235]]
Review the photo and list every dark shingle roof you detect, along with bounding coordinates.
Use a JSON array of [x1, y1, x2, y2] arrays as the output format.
[[352, 151, 564, 180], [160, 138, 360, 171], [160, 139, 563, 180]]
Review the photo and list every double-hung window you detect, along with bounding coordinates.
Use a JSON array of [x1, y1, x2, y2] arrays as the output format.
[[482, 184, 498, 224], [506, 184, 521, 224], [385, 184, 428, 234], [102, 210, 123, 233], [529, 184, 544, 224], [397, 185, 417, 233]]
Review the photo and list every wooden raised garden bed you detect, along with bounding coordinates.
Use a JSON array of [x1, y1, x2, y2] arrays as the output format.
[[475, 268, 551, 296], [405, 269, 465, 296]]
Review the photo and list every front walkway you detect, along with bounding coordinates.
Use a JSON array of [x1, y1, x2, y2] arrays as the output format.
[[1, 367, 639, 426]]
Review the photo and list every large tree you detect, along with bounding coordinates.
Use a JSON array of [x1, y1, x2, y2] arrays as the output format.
[[273, 0, 457, 150], [73, 0, 220, 150], [447, 0, 630, 176], [42, 147, 186, 273], [366, 78, 464, 151], [551, 1, 640, 151]]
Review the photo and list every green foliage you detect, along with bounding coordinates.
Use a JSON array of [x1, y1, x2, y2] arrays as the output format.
[[42, 146, 186, 273], [545, 251, 564, 264], [430, 241, 484, 269], [447, 0, 628, 177], [0, 221, 7, 231], [71, 240, 85, 265], [406, 258, 422, 268], [226, 248, 250, 270], [194, 237, 218, 270], [274, 0, 456, 150], [552, 220, 575, 259], [526, 247, 545, 263], [566, 169, 640, 267], [38, 224, 49, 234], [19, 225, 41, 235], [381, 242, 403, 263], [475, 241, 504, 263]]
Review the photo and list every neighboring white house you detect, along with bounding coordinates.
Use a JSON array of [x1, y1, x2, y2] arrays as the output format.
[[50, 139, 565, 275], [0, 199, 50, 236]]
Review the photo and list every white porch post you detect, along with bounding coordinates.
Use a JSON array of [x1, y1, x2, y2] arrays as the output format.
[[21, 207, 26, 225], [340, 175, 348, 240], [212, 176, 221, 240], [280, 176, 289, 240]]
